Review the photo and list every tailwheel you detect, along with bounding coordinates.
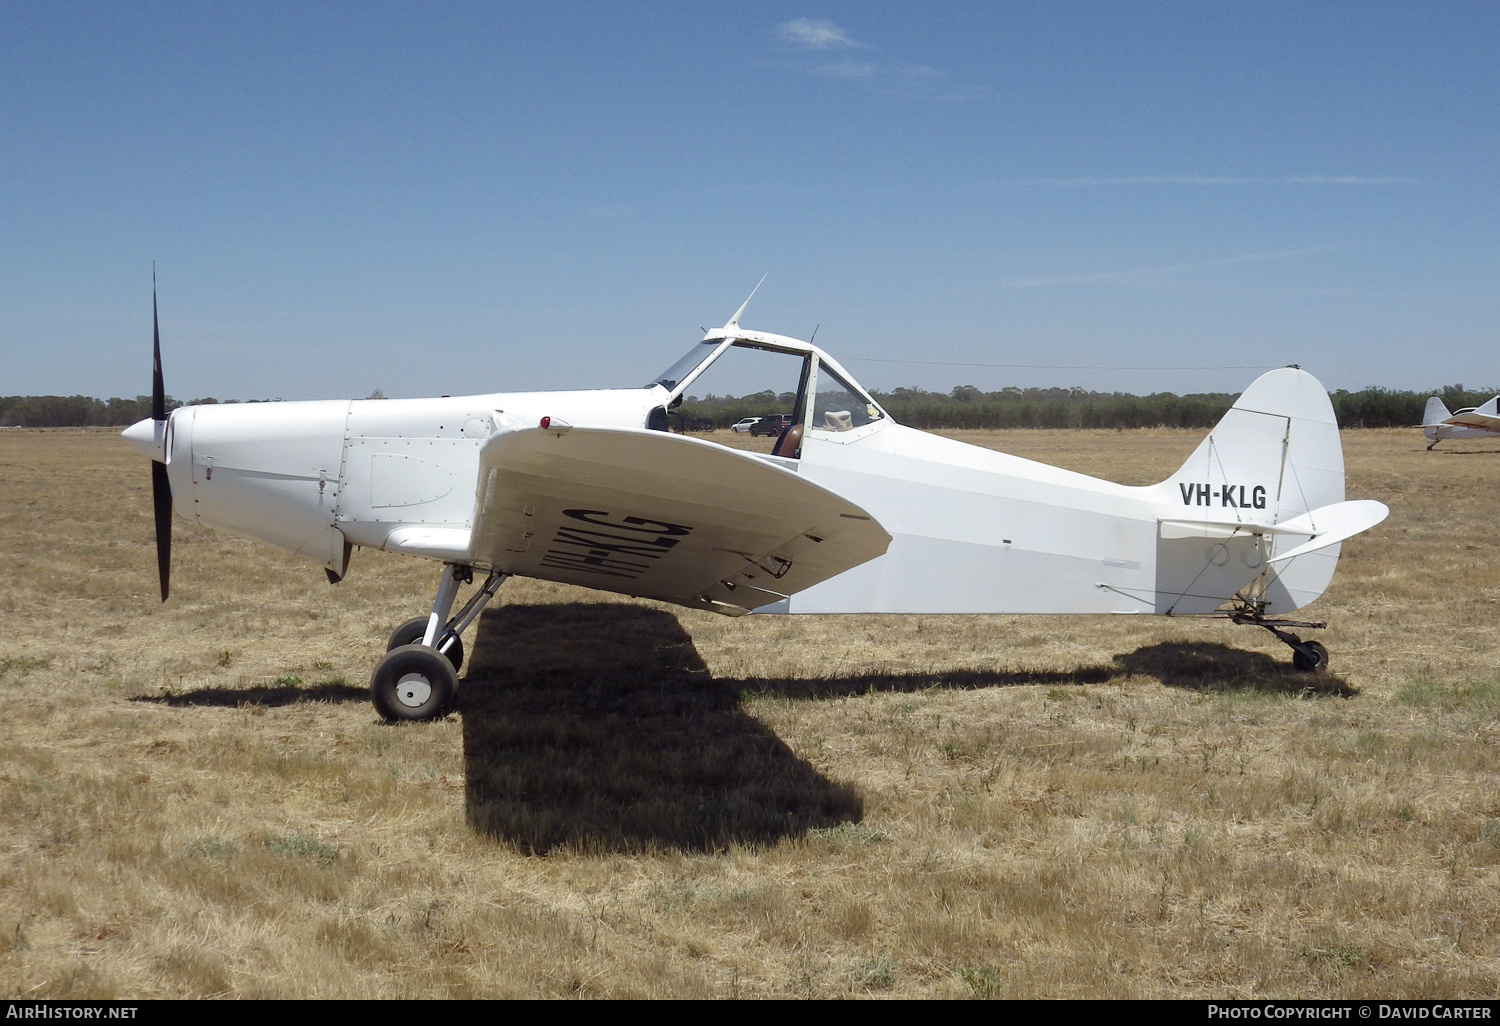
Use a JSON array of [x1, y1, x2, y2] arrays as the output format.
[[1230, 610, 1331, 675], [372, 644, 457, 722], [1291, 641, 1329, 673], [387, 616, 464, 672]]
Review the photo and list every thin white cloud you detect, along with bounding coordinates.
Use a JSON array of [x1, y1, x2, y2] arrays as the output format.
[[1023, 176, 1254, 186], [999, 246, 1345, 290], [778, 18, 859, 50], [1014, 176, 1417, 187], [814, 60, 943, 82], [777, 19, 975, 99], [1289, 175, 1420, 185], [814, 59, 876, 78]]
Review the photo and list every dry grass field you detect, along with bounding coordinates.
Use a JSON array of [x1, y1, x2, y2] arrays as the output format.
[[2, 425, 1498, 998]]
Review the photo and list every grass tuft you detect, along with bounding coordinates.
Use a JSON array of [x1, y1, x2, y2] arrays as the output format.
[[0, 656, 52, 682], [180, 837, 237, 859], [954, 964, 1002, 999], [262, 833, 342, 865]]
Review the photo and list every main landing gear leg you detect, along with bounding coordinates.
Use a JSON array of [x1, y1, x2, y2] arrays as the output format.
[[370, 565, 509, 722], [1232, 613, 1330, 673]]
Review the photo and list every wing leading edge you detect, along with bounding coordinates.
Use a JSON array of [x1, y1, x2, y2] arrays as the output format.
[[469, 426, 891, 614]]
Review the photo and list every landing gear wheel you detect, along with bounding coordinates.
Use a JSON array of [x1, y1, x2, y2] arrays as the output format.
[[386, 616, 464, 672], [372, 644, 458, 722], [1292, 641, 1329, 673]]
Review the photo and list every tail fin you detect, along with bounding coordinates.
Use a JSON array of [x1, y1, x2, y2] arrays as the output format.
[[1163, 368, 1343, 522], [1423, 396, 1453, 426], [1156, 368, 1349, 614]]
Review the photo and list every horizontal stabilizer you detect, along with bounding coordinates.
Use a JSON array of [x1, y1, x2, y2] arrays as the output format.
[[1265, 499, 1389, 563], [1159, 498, 1387, 562], [1160, 516, 1315, 538]]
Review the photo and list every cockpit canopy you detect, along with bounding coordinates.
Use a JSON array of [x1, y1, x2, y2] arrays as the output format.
[[648, 332, 887, 444]]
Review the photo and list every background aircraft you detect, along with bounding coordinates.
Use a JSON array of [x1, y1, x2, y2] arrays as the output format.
[[1421, 396, 1500, 449], [124, 290, 1387, 721]]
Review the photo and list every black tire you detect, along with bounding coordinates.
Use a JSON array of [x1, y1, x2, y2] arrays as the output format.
[[1292, 641, 1329, 673], [386, 616, 464, 672], [371, 645, 458, 722]]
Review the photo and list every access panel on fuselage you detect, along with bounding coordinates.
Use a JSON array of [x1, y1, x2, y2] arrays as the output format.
[[335, 399, 493, 545]]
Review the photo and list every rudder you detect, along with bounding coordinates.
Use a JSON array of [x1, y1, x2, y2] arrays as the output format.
[[1156, 368, 1345, 614]]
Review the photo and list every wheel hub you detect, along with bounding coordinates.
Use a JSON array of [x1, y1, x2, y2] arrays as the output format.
[[395, 672, 432, 708]]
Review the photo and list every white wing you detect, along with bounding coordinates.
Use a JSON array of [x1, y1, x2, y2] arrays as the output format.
[[468, 426, 891, 614]]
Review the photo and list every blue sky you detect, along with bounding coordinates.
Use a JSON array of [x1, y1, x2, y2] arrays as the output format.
[[3, 1, 1496, 400]]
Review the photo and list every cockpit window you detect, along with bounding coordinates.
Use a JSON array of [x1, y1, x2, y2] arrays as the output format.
[[675, 344, 810, 420], [649, 340, 722, 391], [812, 363, 884, 432]]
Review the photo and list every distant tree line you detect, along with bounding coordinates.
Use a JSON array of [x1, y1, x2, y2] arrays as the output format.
[[676, 384, 1500, 431], [3, 384, 1495, 430], [0, 396, 274, 428]]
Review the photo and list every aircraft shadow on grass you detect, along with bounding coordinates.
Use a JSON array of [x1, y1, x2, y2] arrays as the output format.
[[459, 602, 863, 855], [139, 680, 369, 708], [720, 641, 1353, 701], [457, 603, 1353, 855], [1108, 641, 1355, 697], [135, 602, 1351, 853]]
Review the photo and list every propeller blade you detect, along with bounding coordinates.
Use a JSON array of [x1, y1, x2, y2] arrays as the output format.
[[152, 460, 172, 601], [152, 271, 166, 422], [150, 269, 171, 600]]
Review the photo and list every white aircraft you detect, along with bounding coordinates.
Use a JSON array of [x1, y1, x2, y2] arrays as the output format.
[[123, 286, 1388, 721], [1421, 395, 1500, 449]]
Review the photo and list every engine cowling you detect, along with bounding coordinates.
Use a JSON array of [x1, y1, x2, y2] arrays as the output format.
[[166, 401, 351, 575]]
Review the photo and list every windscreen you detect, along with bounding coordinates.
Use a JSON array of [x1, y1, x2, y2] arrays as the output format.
[[649, 340, 722, 391]]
